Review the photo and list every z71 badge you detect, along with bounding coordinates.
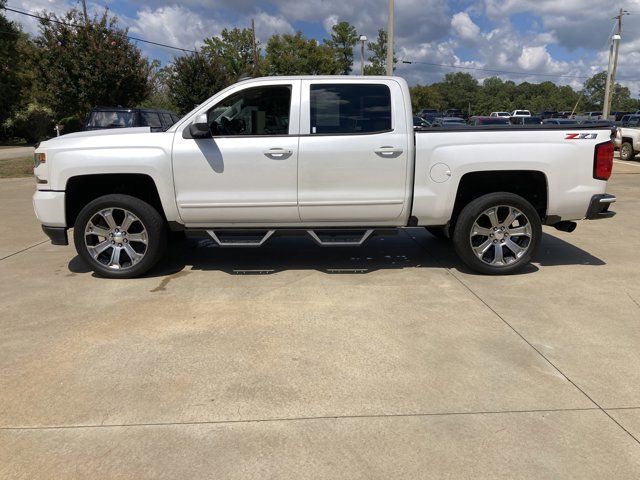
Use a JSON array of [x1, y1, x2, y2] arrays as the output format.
[[565, 133, 598, 139]]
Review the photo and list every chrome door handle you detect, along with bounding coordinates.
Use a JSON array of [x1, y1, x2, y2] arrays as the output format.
[[374, 146, 403, 157], [263, 148, 292, 159]]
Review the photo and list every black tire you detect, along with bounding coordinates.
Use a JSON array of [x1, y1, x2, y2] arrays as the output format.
[[452, 192, 542, 275], [426, 226, 449, 240], [73, 194, 167, 278], [620, 142, 635, 161]]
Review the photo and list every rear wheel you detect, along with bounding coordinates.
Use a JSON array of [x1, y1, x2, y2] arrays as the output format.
[[620, 142, 635, 161], [73, 194, 167, 278], [452, 192, 541, 275]]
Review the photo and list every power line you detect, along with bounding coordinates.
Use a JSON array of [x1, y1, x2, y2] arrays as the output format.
[[400, 59, 590, 79], [1, 4, 198, 53]]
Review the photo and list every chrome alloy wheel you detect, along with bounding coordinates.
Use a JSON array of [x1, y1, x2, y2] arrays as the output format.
[[469, 205, 533, 267], [84, 208, 148, 270]]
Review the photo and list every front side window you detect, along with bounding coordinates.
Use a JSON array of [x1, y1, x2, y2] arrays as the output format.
[[310, 84, 391, 134], [208, 85, 291, 136]]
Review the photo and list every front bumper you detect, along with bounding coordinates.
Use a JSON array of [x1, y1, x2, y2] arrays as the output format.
[[42, 226, 69, 245], [33, 190, 66, 226], [586, 194, 616, 220]]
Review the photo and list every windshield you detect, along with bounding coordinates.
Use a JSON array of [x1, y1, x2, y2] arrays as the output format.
[[87, 110, 134, 128]]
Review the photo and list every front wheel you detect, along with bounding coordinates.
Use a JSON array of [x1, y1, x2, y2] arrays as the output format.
[[620, 142, 635, 161], [452, 193, 542, 275], [73, 194, 167, 278]]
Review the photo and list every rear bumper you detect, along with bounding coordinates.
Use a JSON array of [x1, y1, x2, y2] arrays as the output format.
[[586, 194, 616, 220], [42, 225, 69, 245]]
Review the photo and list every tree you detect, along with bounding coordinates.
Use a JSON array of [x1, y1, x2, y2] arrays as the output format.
[[165, 53, 227, 114], [410, 84, 444, 112], [363, 29, 396, 75], [437, 72, 478, 111], [0, 0, 32, 127], [32, 7, 151, 120], [202, 27, 261, 82], [325, 21, 358, 75], [139, 60, 178, 112], [582, 71, 638, 111], [265, 32, 339, 75], [582, 72, 607, 109]]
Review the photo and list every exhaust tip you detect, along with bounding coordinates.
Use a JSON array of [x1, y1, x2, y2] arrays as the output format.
[[554, 221, 577, 233]]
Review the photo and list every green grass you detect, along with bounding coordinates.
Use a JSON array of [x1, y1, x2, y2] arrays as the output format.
[[0, 156, 34, 178], [0, 139, 29, 148]]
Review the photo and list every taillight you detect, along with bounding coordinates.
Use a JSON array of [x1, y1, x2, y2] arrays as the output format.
[[594, 141, 613, 181]]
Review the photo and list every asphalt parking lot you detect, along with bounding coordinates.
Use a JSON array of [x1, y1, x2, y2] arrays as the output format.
[[1, 160, 640, 478]]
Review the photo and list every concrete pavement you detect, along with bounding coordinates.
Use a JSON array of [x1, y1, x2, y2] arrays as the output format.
[[1, 162, 639, 478]]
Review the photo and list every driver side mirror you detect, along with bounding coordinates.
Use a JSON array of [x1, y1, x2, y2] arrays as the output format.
[[188, 113, 211, 139]]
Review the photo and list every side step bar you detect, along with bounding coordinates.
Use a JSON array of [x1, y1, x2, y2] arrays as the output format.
[[203, 228, 378, 247], [306, 229, 374, 246], [206, 229, 275, 247]]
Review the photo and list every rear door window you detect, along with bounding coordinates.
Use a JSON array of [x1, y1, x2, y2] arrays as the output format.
[[310, 84, 391, 134]]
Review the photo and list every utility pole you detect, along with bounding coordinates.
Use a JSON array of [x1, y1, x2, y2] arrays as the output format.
[[359, 35, 367, 75], [603, 8, 627, 119], [386, 0, 394, 76], [251, 18, 258, 76]]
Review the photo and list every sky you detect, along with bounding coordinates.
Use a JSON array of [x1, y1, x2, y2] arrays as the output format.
[[6, 0, 640, 95]]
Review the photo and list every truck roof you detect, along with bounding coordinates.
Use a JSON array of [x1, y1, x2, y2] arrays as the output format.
[[238, 75, 399, 81]]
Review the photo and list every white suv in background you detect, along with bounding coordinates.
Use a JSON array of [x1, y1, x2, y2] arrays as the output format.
[[490, 112, 511, 118], [511, 110, 531, 117]]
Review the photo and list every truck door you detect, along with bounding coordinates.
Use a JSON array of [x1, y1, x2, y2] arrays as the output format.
[[172, 80, 300, 224], [297, 80, 409, 223]]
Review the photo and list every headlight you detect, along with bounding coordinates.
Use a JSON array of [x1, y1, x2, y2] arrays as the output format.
[[34, 152, 46, 167]]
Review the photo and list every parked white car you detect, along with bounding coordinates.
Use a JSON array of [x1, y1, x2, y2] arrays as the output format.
[[33, 76, 616, 278], [490, 111, 511, 118], [510, 110, 531, 117]]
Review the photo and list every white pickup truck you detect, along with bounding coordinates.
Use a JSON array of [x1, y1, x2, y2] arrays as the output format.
[[32, 76, 617, 278], [615, 115, 640, 161]]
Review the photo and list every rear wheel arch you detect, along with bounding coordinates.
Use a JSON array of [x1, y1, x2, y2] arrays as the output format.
[[449, 170, 548, 231]]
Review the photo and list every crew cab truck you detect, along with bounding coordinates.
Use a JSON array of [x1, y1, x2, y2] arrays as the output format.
[[32, 76, 616, 278]]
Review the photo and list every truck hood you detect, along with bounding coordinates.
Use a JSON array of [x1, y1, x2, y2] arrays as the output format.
[[39, 127, 152, 147]]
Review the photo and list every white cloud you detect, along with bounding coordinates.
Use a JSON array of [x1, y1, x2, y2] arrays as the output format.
[[5, 0, 75, 35], [517, 46, 550, 70], [323, 15, 339, 35], [451, 12, 480, 41], [129, 5, 211, 53], [251, 11, 294, 43]]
